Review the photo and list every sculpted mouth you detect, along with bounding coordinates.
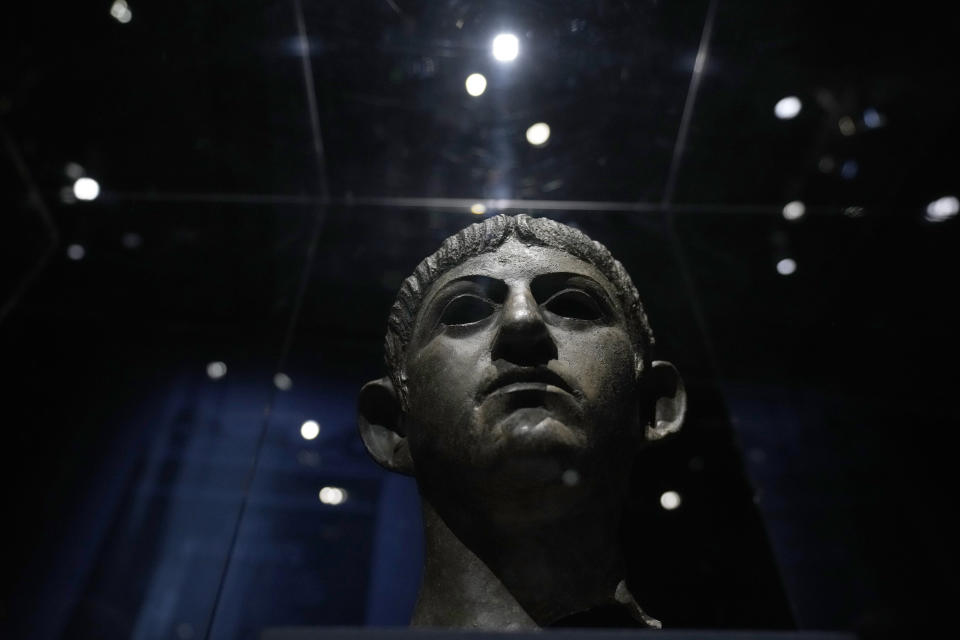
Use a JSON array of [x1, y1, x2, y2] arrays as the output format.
[[481, 367, 576, 399]]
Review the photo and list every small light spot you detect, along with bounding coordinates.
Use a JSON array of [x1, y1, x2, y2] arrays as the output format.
[[206, 361, 227, 380], [818, 156, 835, 173], [777, 258, 797, 276], [844, 206, 865, 218], [300, 420, 320, 440], [66, 244, 85, 261], [782, 200, 806, 221], [465, 73, 487, 97], [470, 202, 487, 215], [492, 33, 519, 62], [863, 108, 885, 129], [73, 177, 100, 201], [925, 195, 959, 222], [561, 469, 580, 486], [121, 232, 142, 249], [297, 450, 320, 467], [110, 0, 132, 24], [319, 486, 347, 505], [273, 372, 293, 390], [660, 490, 681, 510], [774, 96, 802, 119], [840, 159, 859, 180], [60, 186, 77, 204], [525, 122, 550, 146], [838, 116, 856, 136], [175, 623, 194, 640], [64, 162, 85, 179], [748, 448, 767, 464]]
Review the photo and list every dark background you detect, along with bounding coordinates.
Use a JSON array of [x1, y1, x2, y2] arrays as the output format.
[[2, 1, 958, 639]]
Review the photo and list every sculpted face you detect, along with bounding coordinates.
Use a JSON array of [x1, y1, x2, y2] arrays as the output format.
[[401, 238, 643, 518]]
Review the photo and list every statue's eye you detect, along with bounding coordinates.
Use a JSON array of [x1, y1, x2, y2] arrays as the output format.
[[543, 289, 603, 321], [440, 295, 496, 326]]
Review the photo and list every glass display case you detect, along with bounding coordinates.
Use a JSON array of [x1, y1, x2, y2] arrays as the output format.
[[2, 1, 957, 638]]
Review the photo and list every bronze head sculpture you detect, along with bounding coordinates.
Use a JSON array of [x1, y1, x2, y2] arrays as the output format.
[[358, 214, 686, 629]]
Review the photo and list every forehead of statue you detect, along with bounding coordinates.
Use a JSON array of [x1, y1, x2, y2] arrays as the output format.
[[417, 237, 621, 315]]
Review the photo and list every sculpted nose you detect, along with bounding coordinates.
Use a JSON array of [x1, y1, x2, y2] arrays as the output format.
[[491, 287, 558, 365]]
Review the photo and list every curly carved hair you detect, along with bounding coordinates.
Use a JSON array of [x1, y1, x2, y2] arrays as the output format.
[[385, 214, 654, 407]]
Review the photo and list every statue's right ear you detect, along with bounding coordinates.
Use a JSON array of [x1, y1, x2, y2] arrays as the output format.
[[357, 377, 414, 475]]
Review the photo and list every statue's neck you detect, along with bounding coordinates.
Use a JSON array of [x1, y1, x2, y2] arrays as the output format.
[[411, 499, 627, 629]]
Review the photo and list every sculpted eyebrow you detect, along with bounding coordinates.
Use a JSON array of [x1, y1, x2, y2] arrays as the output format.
[[432, 275, 507, 302], [530, 272, 611, 302]]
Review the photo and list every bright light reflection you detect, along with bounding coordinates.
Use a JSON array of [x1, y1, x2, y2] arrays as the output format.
[[206, 361, 227, 379], [782, 200, 806, 221], [300, 420, 320, 440], [526, 122, 550, 146], [777, 258, 797, 276], [492, 33, 519, 62], [73, 177, 100, 201], [273, 372, 293, 390], [110, 0, 132, 24], [465, 73, 487, 96], [660, 490, 681, 510], [319, 486, 347, 505], [67, 244, 86, 261], [774, 96, 801, 119], [470, 202, 486, 215], [925, 196, 959, 222]]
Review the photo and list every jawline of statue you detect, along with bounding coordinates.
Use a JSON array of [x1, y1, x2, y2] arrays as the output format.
[[357, 216, 686, 630]]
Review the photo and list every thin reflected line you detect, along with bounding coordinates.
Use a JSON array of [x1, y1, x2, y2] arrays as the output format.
[[661, 0, 718, 206], [659, 0, 723, 378], [106, 190, 823, 215], [202, 1, 332, 638], [0, 125, 61, 327]]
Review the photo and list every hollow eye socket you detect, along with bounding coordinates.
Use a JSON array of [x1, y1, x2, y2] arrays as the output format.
[[543, 289, 603, 321], [440, 294, 496, 326]]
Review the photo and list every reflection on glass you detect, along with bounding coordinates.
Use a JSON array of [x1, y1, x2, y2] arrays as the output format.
[[121, 232, 143, 249], [67, 244, 86, 261], [776, 258, 797, 276], [863, 107, 885, 129], [319, 486, 347, 505], [774, 96, 802, 119], [525, 122, 550, 146], [273, 372, 293, 390], [206, 361, 227, 380], [470, 202, 487, 215], [110, 0, 132, 24], [840, 159, 858, 180], [492, 33, 519, 62], [838, 116, 856, 136], [561, 469, 580, 486], [465, 73, 487, 97], [300, 420, 321, 440], [925, 195, 959, 222], [64, 162, 85, 179], [660, 490, 681, 510], [73, 177, 100, 201], [782, 200, 806, 221]]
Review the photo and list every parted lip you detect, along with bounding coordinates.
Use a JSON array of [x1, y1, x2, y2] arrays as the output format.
[[481, 366, 576, 399]]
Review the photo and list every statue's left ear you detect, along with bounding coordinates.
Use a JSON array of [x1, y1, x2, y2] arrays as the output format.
[[643, 360, 686, 441]]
